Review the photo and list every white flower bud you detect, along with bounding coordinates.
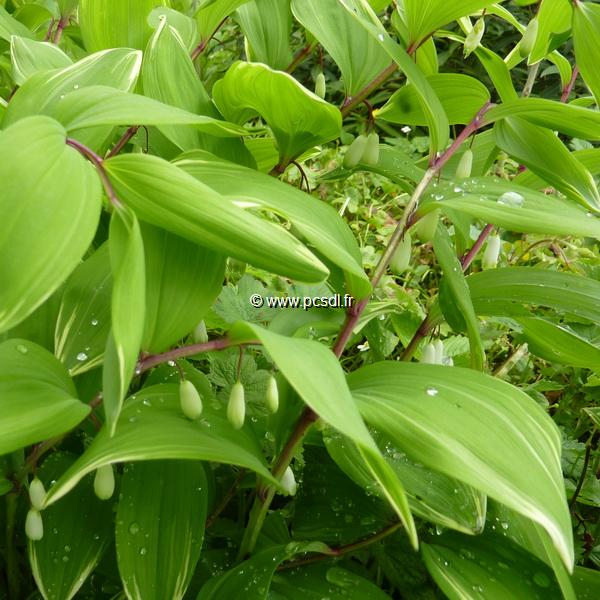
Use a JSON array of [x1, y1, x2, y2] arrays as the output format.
[[315, 72, 326, 99], [94, 464, 115, 500], [25, 509, 43, 541], [265, 375, 279, 414], [433, 339, 445, 365], [192, 320, 208, 344], [420, 342, 437, 364], [280, 466, 297, 496], [227, 381, 245, 430], [464, 17, 485, 57], [519, 18, 538, 58], [390, 232, 412, 275], [455, 149, 473, 179], [361, 132, 380, 166], [343, 135, 368, 169], [415, 209, 440, 243], [482, 234, 502, 270], [180, 379, 203, 420], [29, 477, 46, 511]]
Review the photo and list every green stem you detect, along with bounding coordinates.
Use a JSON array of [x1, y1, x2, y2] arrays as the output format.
[[340, 63, 397, 117], [5, 493, 20, 599]]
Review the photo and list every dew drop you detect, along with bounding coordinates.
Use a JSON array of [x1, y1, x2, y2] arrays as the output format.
[[497, 191, 524, 207], [16, 344, 28, 354], [533, 572, 551, 588], [76, 352, 88, 362], [425, 386, 438, 396], [377, 33, 384, 41], [91, 319, 99, 326], [139, 547, 147, 556], [129, 522, 140, 535]]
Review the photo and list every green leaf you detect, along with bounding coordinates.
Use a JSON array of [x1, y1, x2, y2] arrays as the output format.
[[104, 153, 329, 283], [325, 431, 486, 535], [116, 460, 207, 600], [572, 566, 600, 600], [53, 86, 247, 138], [29, 452, 113, 600], [349, 362, 574, 568], [402, 0, 502, 48], [198, 542, 330, 599], [466, 268, 600, 326], [528, 0, 572, 65], [175, 151, 370, 299], [213, 61, 342, 163], [55, 244, 112, 376], [573, 1, 600, 105], [486, 98, 600, 141], [422, 530, 562, 599], [335, 0, 449, 154], [147, 7, 199, 51], [103, 208, 146, 436], [229, 322, 418, 549], [0, 5, 33, 42], [0, 116, 101, 334], [291, 0, 391, 95], [0, 339, 89, 455], [143, 17, 253, 163], [236, 0, 292, 70], [494, 117, 600, 212], [515, 317, 600, 370], [433, 225, 485, 370], [486, 502, 576, 600], [141, 223, 226, 353], [420, 177, 600, 238], [10, 36, 72, 86], [270, 564, 392, 599], [78, 0, 169, 52], [4, 48, 142, 127], [42, 384, 275, 508], [376, 73, 490, 125], [194, 0, 250, 41]]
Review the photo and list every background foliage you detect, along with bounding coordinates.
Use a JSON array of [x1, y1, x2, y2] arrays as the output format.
[[0, 0, 599, 598]]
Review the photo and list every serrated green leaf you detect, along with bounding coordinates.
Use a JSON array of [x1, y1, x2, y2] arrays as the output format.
[[376, 73, 490, 125], [55, 243, 112, 376], [0, 116, 101, 334], [104, 153, 329, 283], [213, 61, 342, 163], [103, 208, 145, 436], [349, 362, 573, 568], [116, 460, 207, 600], [0, 340, 89, 455], [141, 223, 225, 353], [29, 452, 112, 600], [175, 151, 370, 299], [10, 36, 72, 86], [42, 384, 275, 508]]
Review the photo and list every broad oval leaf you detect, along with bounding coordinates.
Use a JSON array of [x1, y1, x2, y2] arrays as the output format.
[[422, 530, 562, 599], [212, 61, 342, 163], [103, 208, 146, 436], [0, 339, 89, 455], [175, 151, 370, 299], [54, 244, 112, 376], [79, 0, 169, 52], [141, 223, 226, 353], [104, 153, 329, 283], [29, 452, 113, 600], [42, 384, 275, 508], [0, 115, 102, 334], [228, 322, 418, 548], [376, 73, 490, 126], [10, 36, 72, 86], [348, 362, 574, 568], [116, 460, 207, 600], [420, 177, 600, 239], [291, 0, 391, 95]]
